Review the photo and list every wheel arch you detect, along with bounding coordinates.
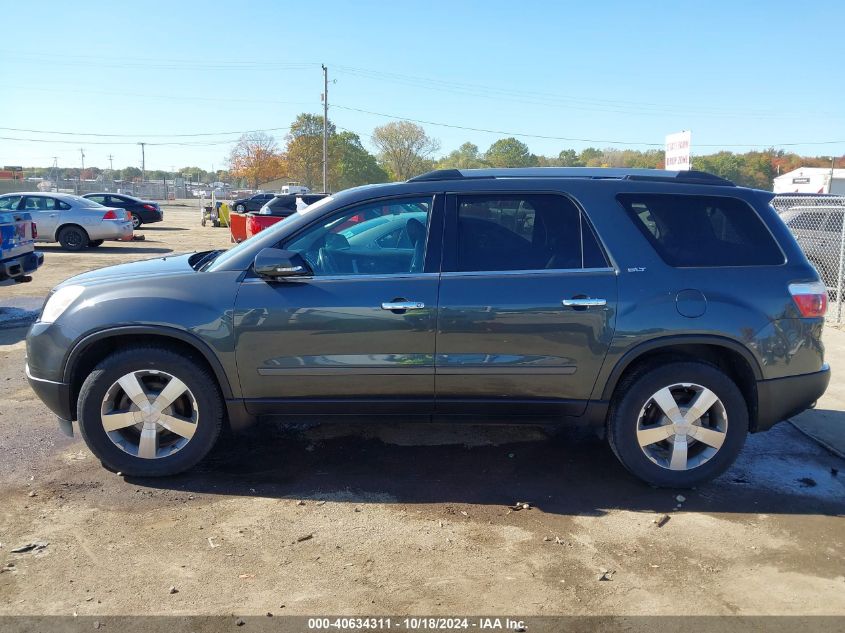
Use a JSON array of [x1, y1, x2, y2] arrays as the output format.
[[601, 335, 763, 430], [64, 326, 235, 418]]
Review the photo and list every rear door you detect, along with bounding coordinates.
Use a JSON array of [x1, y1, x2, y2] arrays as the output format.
[[436, 192, 617, 417]]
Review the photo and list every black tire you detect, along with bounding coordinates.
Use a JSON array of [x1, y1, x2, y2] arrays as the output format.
[[607, 360, 748, 488], [89, 239, 104, 247], [77, 346, 224, 477], [131, 213, 142, 229], [57, 225, 89, 251]]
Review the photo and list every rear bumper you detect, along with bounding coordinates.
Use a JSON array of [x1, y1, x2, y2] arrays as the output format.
[[755, 364, 831, 431], [0, 251, 43, 281], [92, 221, 134, 242]]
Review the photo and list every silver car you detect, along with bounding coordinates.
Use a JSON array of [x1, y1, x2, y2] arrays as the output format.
[[0, 192, 134, 251]]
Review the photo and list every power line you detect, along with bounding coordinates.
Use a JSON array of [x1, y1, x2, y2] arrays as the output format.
[[0, 135, 242, 146], [331, 104, 845, 148], [0, 125, 291, 138]]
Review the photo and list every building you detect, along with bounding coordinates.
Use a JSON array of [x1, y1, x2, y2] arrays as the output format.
[[773, 167, 845, 194]]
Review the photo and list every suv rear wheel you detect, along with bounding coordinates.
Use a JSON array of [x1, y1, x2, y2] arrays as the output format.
[[607, 360, 748, 488], [77, 346, 224, 476]]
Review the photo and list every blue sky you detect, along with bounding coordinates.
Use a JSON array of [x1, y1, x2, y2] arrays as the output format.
[[2, 0, 844, 171]]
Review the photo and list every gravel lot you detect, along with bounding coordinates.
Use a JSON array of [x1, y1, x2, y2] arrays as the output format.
[[1, 204, 844, 616]]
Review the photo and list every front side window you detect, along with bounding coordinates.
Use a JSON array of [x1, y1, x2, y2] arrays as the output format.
[[619, 194, 783, 267], [454, 194, 607, 272], [284, 197, 432, 276]]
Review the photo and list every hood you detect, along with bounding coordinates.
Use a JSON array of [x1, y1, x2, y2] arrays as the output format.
[[57, 252, 202, 288]]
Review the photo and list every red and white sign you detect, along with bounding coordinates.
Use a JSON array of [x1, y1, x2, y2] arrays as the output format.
[[665, 131, 691, 171]]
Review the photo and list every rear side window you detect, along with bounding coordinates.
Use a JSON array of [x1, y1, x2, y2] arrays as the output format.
[[454, 194, 609, 272], [618, 194, 783, 267]]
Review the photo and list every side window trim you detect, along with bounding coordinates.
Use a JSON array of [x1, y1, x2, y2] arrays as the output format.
[[443, 190, 612, 274]]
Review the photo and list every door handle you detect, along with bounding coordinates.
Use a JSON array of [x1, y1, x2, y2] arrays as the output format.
[[381, 301, 425, 311], [562, 298, 607, 307]]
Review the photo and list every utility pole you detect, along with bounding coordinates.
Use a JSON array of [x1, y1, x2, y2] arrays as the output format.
[[108, 154, 114, 172], [322, 64, 328, 193], [79, 148, 85, 194], [138, 142, 146, 183]]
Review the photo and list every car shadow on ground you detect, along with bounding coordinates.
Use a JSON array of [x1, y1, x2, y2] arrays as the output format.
[[139, 226, 189, 231], [129, 420, 845, 518]]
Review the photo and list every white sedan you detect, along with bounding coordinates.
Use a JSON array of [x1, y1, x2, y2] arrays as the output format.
[[0, 192, 134, 251]]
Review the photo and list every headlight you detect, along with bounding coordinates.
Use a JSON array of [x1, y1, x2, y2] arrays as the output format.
[[40, 285, 84, 323]]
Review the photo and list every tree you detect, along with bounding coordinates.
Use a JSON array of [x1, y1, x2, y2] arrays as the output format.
[[579, 147, 604, 166], [484, 137, 537, 168], [557, 149, 583, 167], [330, 131, 388, 191], [436, 142, 486, 169], [286, 113, 337, 190], [228, 131, 284, 189], [121, 166, 142, 181], [371, 121, 440, 181]]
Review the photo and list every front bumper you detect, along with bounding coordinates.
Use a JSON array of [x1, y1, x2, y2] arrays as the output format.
[[0, 251, 43, 281], [755, 364, 831, 431], [25, 362, 73, 422]]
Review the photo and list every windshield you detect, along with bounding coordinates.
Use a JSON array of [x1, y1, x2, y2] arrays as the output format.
[[205, 195, 335, 272]]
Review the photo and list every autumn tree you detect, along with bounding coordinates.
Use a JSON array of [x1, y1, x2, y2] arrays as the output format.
[[484, 137, 537, 168], [371, 121, 440, 181], [228, 131, 284, 189]]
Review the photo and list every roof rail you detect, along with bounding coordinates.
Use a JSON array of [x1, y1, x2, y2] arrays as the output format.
[[407, 167, 735, 186]]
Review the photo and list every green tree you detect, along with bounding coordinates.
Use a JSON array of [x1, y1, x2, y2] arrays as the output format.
[[330, 131, 388, 191], [285, 113, 336, 189], [484, 137, 537, 168], [437, 142, 486, 169], [371, 121, 440, 181], [579, 147, 604, 166], [557, 149, 583, 167], [121, 166, 142, 181]]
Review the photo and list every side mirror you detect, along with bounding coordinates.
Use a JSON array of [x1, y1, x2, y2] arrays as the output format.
[[254, 248, 312, 280]]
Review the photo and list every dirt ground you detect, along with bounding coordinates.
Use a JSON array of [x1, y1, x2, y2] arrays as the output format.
[[1, 204, 844, 617]]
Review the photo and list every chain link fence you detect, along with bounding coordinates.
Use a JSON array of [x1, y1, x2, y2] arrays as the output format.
[[772, 194, 845, 325]]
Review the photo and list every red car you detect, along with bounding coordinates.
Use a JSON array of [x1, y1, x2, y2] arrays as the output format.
[[231, 193, 329, 242]]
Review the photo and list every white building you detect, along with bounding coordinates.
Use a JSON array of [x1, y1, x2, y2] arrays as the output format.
[[773, 167, 845, 194]]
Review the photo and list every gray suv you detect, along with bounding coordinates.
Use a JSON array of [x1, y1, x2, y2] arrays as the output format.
[[25, 168, 831, 487]]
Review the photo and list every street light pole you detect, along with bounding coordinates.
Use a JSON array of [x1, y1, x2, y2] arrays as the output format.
[[138, 142, 146, 183]]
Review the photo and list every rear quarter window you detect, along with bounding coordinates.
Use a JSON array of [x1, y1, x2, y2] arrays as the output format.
[[617, 193, 784, 267]]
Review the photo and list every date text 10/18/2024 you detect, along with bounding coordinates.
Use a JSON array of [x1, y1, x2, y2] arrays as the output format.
[[307, 617, 527, 630]]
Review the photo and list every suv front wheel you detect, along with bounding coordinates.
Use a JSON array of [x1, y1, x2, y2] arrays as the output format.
[[607, 360, 748, 488], [77, 346, 224, 476]]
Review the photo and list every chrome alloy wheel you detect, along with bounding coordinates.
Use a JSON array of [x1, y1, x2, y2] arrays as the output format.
[[636, 383, 728, 471], [100, 370, 199, 459]]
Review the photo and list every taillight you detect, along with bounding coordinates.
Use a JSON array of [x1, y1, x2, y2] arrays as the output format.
[[102, 209, 118, 220], [142, 204, 156, 211], [789, 281, 828, 317], [31, 222, 37, 239]]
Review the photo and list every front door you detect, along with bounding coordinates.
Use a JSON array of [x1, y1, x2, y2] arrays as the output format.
[[234, 195, 442, 416], [436, 192, 617, 417]]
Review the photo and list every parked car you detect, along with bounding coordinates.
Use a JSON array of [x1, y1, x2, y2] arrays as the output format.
[[83, 193, 163, 229], [26, 168, 830, 487], [232, 193, 275, 213], [779, 205, 844, 290], [243, 193, 330, 240], [0, 199, 43, 282], [0, 193, 133, 251]]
